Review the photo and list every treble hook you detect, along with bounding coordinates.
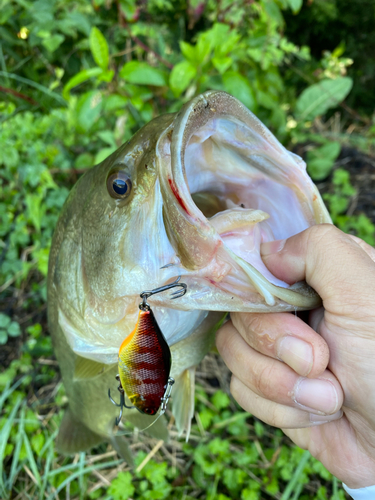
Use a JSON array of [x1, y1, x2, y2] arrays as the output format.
[[139, 274, 187, 310], [108, 374, 134, 425]]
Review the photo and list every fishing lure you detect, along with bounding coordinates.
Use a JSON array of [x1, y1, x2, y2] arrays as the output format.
[[108, 275, 187, 425]]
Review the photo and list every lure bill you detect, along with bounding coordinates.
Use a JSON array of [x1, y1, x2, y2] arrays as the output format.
[[109, 276, 187, 424]]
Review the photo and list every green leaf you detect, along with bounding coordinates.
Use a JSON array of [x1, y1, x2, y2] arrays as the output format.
[[212, 56, 232, 75], [223, 468, 247, 492], [0, 330, 8, 345], [76, 91, 103, 131], [254, 420, 265, 437], [25, 193, 45, 232], [31, 433, 45, 456], [180, 41, 196, 62], [195, 33, 212, 64], [119, 0, 137, 20], [0, 314, 11, 329], [97, 69, 114, 82], [7, 322, 21, 337], [223, 71, 256, 111], [42, 34, 65, 53], [169, 61, 197, 97], [212, 390, 230, 410], [89, 27, 109, 70], [307, 142, 341, 180], [103, 94, 128, 111], [94, 147, 117, 165], [286, 0, 303, 14], [295, 77, 353, 121], [63, 67, 104, 100], [108, 471, 135, 500], [241, 485, 260, 500], [33, 247, 50, 276], [119, 61, 167, 86]]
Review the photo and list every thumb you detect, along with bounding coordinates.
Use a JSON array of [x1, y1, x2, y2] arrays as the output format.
[[261, 224, 375, 313]]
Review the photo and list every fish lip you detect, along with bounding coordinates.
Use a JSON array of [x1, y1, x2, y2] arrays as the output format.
[[157, 91, 329, 310]]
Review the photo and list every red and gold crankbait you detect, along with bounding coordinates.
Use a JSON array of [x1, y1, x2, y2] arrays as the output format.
[[108, 276, 187, 425]]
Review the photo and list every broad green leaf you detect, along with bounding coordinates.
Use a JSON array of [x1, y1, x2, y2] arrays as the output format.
[[223, 468, 247, 492], [89, 27, 109, 70], [295, 77, 353, 121], [76, 91, 103, 131], [180, 41, 196, 62], [206, 23, 230, 51], [212, 56, 232, 75], [241, 488, 260, 500], [169, 61, 197, 97], [42, 34, 65, 53], [119, 0, 137, 20], [256, 89, 277, 110], [223, 71, 256, 111], [103, 94, 128, 112], [97, 130, 116, 147], [7, 322, 21, 337], [119, 61, 167, 86], [0, 330, 8, 345], [307, 142, 341, 180], [286, 0, 303, 14], [0, 314, 11, 329], [97, 69, 114, 82], [25, 193, 45, 232], [63, 67, 103, 100], [263, 0, 283, 26], [108, 471, 135, 500], [94, 147, 117, 165], [33, 247, 50, 276], [195, 34, 212, 64], [212, 390, 230, 410], [31, 433, 45, 456]]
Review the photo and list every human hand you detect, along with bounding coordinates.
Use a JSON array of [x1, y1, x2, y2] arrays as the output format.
[[216, 225, 375, 488]]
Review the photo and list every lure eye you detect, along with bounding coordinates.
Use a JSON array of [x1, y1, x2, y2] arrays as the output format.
[[107, 170, 132, 199]]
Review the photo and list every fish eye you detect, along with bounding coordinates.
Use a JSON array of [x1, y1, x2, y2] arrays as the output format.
[[107, 170, 132, 199]]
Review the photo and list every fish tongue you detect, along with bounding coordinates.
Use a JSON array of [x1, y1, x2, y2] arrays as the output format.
[[209, 207, 270, 234], [209, 207, 280, 288], [208, 208, 283, 304]]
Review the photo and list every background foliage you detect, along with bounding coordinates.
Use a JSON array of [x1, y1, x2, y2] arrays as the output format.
[[1, 0, 375, 498]]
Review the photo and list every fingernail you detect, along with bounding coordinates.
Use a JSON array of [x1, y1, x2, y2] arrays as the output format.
[[309, 410, 343, 425], [293, 378, 339, 415], [277, 337, 313, 376], [261, 239, 286, 257]]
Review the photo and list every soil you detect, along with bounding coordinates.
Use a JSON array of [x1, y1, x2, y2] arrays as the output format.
[[334, 146, 375, 223], [295, 145, 375, 224]]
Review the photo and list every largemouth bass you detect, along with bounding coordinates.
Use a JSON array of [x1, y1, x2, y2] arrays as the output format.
[[47, 91, 330, 460]]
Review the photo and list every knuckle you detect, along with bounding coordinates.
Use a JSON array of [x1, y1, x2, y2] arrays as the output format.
[[253, 361, 278, 399], [235, 313, 265, 346]]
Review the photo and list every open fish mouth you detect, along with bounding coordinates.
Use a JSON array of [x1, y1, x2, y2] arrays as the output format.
[[157, 91, 330, 312]]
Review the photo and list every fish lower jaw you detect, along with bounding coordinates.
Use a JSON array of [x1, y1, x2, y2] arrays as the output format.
[[180, 242, 321, 311]]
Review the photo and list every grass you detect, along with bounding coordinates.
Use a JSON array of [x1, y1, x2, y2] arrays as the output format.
[[0, 341, 349, 500]]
